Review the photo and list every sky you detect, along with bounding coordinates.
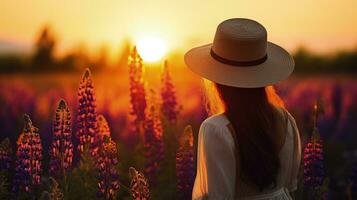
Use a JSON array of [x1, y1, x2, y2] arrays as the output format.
[[1, 0, 357, 57]]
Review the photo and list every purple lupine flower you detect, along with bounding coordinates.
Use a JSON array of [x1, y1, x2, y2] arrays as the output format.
[[176, 125, 195, 200], [96, 115, 120, 200], [49, 99, 74, 178], [0, 138, 12, 171], [126, 114, 141, 149], [97, 115, 111, 139], [96, 139, 120, 199], [303, 135, 324, 187], [76, 68, 101, 156], [128, 46, 147, 125], [129, 167, 150, 200], [161, 60, 179, 123], [143, 106, 164, 185], [303, 103, 325, 199], [13, 114, 42, 193]]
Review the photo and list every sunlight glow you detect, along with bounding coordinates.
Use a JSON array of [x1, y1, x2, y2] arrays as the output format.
[[136, 37, 166, 62]]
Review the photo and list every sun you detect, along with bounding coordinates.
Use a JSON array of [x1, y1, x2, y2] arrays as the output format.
[[136, 37, 167, 62]]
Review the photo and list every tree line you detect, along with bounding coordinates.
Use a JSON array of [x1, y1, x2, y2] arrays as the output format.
[[0, 26, 130, 73], [0, 25, 356, 74]]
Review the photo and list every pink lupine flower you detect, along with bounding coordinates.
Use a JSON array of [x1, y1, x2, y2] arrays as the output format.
[[161, 60, 179, 123], [176, 125, 195, 199], [128, 47, 147, 125], [49, 99, 74, 178], [13, 114, 42, 193], [129, 167, 150, 200], [96, 114, 120, 199], [96, 139, 120, 199], [303, 103, 325, 199], [143, 106, 164, 185], [97, 114, 111, 139], [76, 68, 101, 156]]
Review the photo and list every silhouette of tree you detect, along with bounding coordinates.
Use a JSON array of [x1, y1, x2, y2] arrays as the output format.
[[117, 38, 131, 72], [94, 44, 109, 71], [293, 46, 357, 74], [32, 25, 56, 70]]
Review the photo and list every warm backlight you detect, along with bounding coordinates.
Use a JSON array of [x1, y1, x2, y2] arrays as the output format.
[[137, 37, 166, 62]]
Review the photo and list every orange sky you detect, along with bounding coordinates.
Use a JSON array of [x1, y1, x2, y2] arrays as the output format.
[[1, 0, 357, 56]]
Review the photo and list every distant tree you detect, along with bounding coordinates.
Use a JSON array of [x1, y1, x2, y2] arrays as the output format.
[[294, 47, 325, 73], [293, 46, 357, 74], [59, 44, 92, 72], [0, 55, 26, 73], [331, 49, 357, 73], [32, 25, 56, 70], [94, 44, 109, 71], [117, 38, 131, 71]]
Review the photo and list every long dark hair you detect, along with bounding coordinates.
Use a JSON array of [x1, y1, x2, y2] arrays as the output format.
[[205, 80, 285, 191]]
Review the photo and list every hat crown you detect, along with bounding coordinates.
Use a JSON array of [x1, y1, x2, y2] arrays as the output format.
[[212, 18, 267, 62]]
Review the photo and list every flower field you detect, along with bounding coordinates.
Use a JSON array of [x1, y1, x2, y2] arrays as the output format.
[[0, 48, 357, 199]]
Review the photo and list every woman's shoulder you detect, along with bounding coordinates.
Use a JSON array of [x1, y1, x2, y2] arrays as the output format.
[[275, 107, 300, 143], [275, 107, 297, 125], [199, 114, 236, 151], [201, 113, 230, 128], [199, 113, 232, 141], [281, 108, 298, 129]]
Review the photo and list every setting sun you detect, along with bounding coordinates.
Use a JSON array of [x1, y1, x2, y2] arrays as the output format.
[[136, 37, 167, 62]]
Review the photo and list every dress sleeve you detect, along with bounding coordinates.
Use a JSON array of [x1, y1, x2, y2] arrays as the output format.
[[192, 122, 236, 200], [286, 113, 302, 192]]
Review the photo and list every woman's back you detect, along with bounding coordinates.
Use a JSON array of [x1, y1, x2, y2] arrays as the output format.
[[192, 108, 301, 199], [185, 18, 300, 199]]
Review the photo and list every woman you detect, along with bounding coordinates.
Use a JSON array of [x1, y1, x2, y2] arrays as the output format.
[[184, 18, 301, 199]]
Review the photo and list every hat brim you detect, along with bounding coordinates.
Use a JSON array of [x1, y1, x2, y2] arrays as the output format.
[[184, 42, 294, 88]]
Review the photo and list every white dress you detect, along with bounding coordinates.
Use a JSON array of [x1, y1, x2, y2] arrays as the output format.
[[192, 109, 301, 200]]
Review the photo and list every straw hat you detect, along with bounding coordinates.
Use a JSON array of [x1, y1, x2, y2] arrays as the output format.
[[184, 18, 294, 88]]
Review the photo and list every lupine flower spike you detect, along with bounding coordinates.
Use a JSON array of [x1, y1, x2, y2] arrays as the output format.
[[97, 115, 111, 139], [49, 99, 73, 178], [176, 125, 195, 200], [128, 46, 147, 125], [96, 115, 120, 200], [303, 103, 325, 199], [13, 114, 42, 193], [129, 167, 150, 200], [0, 138, 12, 172], [161, 60, 179, 123], [144, 106, 164, 185], [77, 68, 101, 156]]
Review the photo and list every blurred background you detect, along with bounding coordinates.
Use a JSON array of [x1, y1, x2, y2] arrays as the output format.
[[1, 0, 357, 198]]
